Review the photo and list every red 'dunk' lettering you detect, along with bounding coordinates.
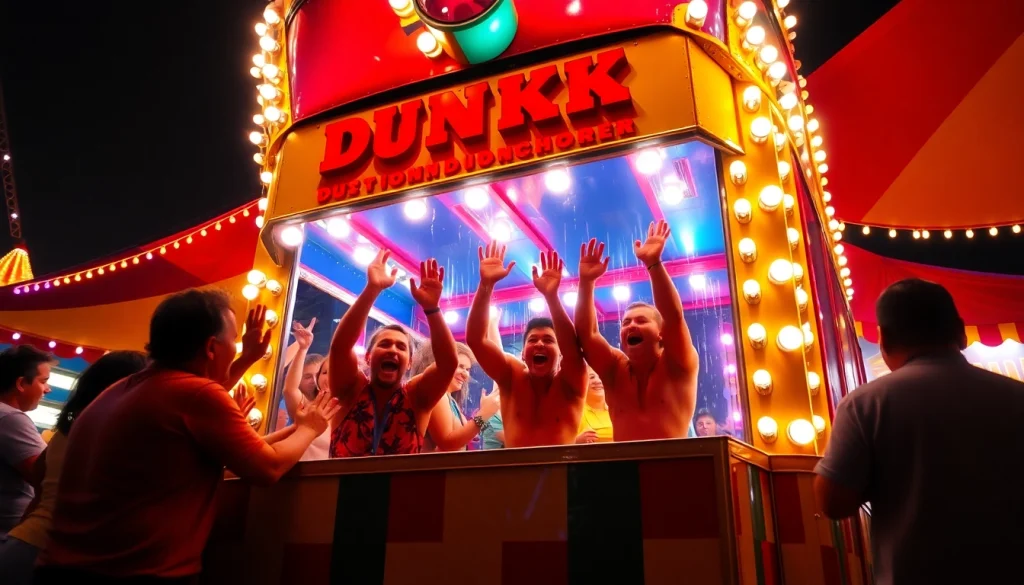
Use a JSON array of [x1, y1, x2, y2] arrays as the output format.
[[317, 47, 633, 182]]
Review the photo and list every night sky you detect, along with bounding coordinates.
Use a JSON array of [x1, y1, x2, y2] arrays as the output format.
[[2, 0, 1022, 277]]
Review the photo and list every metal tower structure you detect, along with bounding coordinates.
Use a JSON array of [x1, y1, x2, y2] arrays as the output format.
[[0, 80, 21, 242]]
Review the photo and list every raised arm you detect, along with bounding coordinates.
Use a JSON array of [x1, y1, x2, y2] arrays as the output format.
[[634, 220, 698, 373], [466, 242, 517, 389], [407, 259, 459, 412], [533, 250, 586, 390], [282, 318, 317, 419], [329, 250, 396, 400], [426, 387, 500, 451], [575, 239, 619, 380], [225, 305, 273, 391]]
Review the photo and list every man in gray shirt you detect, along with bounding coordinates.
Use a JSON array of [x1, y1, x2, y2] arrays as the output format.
[[0, 346, 52, 533], [815, 279, 1024, 585]]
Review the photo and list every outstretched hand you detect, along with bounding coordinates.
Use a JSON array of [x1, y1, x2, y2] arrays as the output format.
[[292, 318, 317, 350], [634, 220, 671, 267], [367, 249, 398, 290], [295, 391, 341, 436], [478, 388, 500, 420], [478, 241, 515, 285], [239, 305, 273, 364], [578, 238, 610, 282], [411, 258, 445, 310], [532, 250, 564, 297], [231, 381, 256, 417]]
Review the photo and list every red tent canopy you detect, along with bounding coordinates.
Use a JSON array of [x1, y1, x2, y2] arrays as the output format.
[[847, 244, 1024, 347], [0, 201, 261, 359], [808, 0, 1024, 230]]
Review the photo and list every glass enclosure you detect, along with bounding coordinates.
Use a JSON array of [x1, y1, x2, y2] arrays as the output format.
[[271, 139, 745, 457]]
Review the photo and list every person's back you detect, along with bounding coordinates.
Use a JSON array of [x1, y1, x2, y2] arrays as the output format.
[[839, 356, 1024, 583], [43, 369, 243, 576], [815, 278, 1024, 585]]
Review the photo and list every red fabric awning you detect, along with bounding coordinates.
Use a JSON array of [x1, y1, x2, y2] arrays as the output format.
[[808, 0, 1024, 230], [846, 244, 1024, 347]]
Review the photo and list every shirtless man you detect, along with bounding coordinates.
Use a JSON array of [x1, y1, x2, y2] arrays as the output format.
[[466, 243, 587, 447], [575, 220, 699, 441], [326, 250, 458, 457]]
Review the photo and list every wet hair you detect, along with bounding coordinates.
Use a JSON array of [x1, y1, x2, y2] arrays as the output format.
[[147, 289, 233, 368], [366, 324, 412, 356], [0, 345, 56, 395], [695, 408, 715, 423], [304, 353, 326, 368], [56, 351, 148, 435], [876, 278, 966, 351], [522, 317, 555, 344], [409, 341, 475, 378], [624, 302, 664, 328]]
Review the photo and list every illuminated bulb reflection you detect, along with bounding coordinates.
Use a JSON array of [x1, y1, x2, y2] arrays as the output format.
[[788, 227, 800, 249], [787, 419, 815, 446], [812, 415, 826, 434], [242, 284, 260, 301], [759, 185, 783, 211], [278, 226, 304, 248], [247, 270, 267, 287], [807, 371, 821, 394], [776, 325, 803, 352], [768, 259, 793, 285], [796, 287, 808, 312]]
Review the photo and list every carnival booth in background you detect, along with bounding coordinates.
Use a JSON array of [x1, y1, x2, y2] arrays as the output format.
[[0, 201, 259, 427], [843, 244, 1024, 381], [198, 0, 877, 583]]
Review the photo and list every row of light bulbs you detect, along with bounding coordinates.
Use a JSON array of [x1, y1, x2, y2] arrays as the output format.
[[724, 0, 831, 450], [10, 204, 258, 296], [8, 331, 88, 356], [236, 266, 288, 429], [248, 2, 287, 233], [855, 223, 1023, 240], [388, 0, 445, 59]]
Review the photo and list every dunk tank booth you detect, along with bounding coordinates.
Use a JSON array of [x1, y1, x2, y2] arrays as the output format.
[[205, 1, 870, 584]]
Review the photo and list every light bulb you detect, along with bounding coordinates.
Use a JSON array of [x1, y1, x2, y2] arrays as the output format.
[[807, 371, 821, 394], [776, 325, 803, 352], [779, 92, 798, 110], [990, 227, 999, 236], [742, 86, 761, 112], [544, 169, 571, 194], [250, 66, 263, 78], [822, 191, 832, 202], [747, 323, 767, 349], [403, 199, 428, 220], [757, 416, 778, 443], [736, 1, 757, 25], [837, 255, 848, 267], [75, 346, 83, 355], [326, 217, 351, 238], [813, 150, 827, 164], [759, 185, 783, 211], [259, 36, 279, 53], [250, 374, 268, 391], [752, 369, 772, 395], [750, 117, 771, 143], [729, 160, 747, 185], [839, 267, 851, 278], [738, 238, 757, 262], [266, 280, 282, 295], [265, 309, 279, 327], [733, 199, 752, 223], [943, 229, 953, 239], [635, 149, 663, 175], [787, 419, 815, 446], [255, 215, 265, 229], [889, 229, 898, 238], [742, 279, 762, 304], [792, 263, 803, 284], [249, 131, 266, 146], [811, 135, 823, 148], [861, 226, 871, 235], [278, 225, 304, 248], [783, 14, 798, 29], [260, 170, 273, 184], [253, 54, 266, 67], [263, 4, 282, 24], [247, 270, 268, 286], [796, 287, 808, 312], [966, 229, 974, 238], [416, 30, 442, 57], [242, 284, 260, 300], [389, 0, 414, 16], [802, 323, 814, 348], [788, 227, 800, 249], [758, 45, 779, 66], [247, 408, 263, 429], [767, 61, 787, 82], [464, 187, 489, 209], [258, 84, 280, 101], [768, 259, 793, 284], [253, 152, 265, 165], [261, 63, 280, 80], [264, 106, 285, 123], [685, 0, 708, 27], [745, 25, 766, 47], [788, 115, 805, 133], [1014, 225, 1022, 234], [812, 415, 826, 434], [778, 161, 791, 181], [922, 230, 930, 239]]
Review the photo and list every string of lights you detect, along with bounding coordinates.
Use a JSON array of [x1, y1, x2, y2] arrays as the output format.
[[10, 201, 259, 296], [851, 223, 1023, 240], [248, 1, 286, 232]]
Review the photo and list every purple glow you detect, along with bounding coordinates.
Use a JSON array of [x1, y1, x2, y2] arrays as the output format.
[[725, 363, 737, 374], [720, 333, 734, 345], [13, 288, 20, 294], [732, 411, 742, 422]]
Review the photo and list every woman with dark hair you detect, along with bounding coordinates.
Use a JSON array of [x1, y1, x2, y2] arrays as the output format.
[[0, 351, 147, 585]]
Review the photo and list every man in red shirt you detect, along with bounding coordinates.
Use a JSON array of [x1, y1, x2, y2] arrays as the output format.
[[35, 289, 339, 584]]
